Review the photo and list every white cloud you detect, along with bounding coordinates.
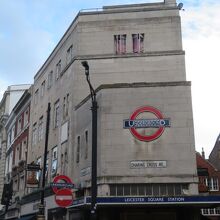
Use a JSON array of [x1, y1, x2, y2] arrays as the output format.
[[182, 2, 220, 156]]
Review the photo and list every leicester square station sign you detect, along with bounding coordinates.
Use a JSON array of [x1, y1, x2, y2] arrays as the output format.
[[123, 106, 170, 142]]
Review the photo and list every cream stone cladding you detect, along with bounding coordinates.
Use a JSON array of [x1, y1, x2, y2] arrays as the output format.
[[28, 2, 188, 185], [73, 4, 186, 104], [75, 82, 198, 195]]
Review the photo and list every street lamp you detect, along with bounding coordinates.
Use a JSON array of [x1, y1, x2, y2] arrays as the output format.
[[81, 61, 98, 220]]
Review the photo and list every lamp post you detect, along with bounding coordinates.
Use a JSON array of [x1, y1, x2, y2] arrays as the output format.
[[37, 102, 51, 220], [81, 61, 98, 220]]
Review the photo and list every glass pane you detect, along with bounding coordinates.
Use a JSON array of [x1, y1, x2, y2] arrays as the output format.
[[117, 185, 123, 196], [153, 185, 160, 196], [124, 185, 130, 196], [110, 185, 116, 196], [174, 185, 181, 195], [160, 185, 167, 196], [167, 185, 174, 196], [131, 185, 138, 196], [138, 185, 145, 195], [146, 184, 152, 196]]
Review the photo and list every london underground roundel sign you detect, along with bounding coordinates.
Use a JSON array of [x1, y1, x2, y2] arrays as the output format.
[[123, 106, 170, 142], [51, 175, 75, 208]]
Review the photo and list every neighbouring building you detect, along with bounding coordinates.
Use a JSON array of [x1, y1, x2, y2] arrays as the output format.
[[196, 151, 220, 219], [0, 85, 31, 211], [15, 0, 220, 219], [209, 134, 220, 170], [4, 88, 32, 220]]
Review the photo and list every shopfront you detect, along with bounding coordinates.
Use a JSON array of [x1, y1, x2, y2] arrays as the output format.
[[68, 195, 220, 220]]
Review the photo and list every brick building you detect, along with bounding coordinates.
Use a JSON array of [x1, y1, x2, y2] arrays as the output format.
[[196, 151, 220, 219], [4, 88, 31, 219]]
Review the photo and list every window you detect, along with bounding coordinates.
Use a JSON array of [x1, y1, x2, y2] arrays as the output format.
[[40, 81, 46, 97], [54, 100, 60, 128], [19, 176, 24, 190], [34, 89, 39, 105], [85, 130, 88, 159], [51, 147, 58, 177], [66, 94, 69, 116], [132, 33, 144, 53], [7, 131, 12, 147], [61, 151, 68, 175], [19, 176, 24, 191], [38, 116, 44, 141], [22, 139, 27, 161], [48, 71, 53, 89], [63, 97, 66, 119], [17, 116, 22, 134], [202, 208, 220, 216], [32, 123, 38, 145], [109, 184, 188, 196], [36, 157, 42, 183], [56, 60, 62, 80], [114, 34, 126, 54], [205, 177, 219, 191], [11, 125, 15, 142], [18, 143, 22, 161], [61, 122, 68, 144], [63, 93, 69, 119], [66, 45, 73, 64], [14, 144, 20, 165], [61, 153, 64, 174], [24, 108, 29, 126], [76, 136, 80, 163]]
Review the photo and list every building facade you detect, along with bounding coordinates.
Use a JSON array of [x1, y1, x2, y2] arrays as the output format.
[[7, 0, 219, 219], [4, 89, 32, 220], [19, 0, 202, 219], [197, 152, 220, 219], [209, 134, 220, 170], [0, 85, 31, 211]]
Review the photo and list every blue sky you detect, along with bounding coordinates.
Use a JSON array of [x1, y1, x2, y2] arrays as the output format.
[[0, 0, 220, 156]]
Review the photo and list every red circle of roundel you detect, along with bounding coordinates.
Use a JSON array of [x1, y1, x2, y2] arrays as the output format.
[[55, 188, 73, 208], [52, 175, 73, 194], [130, 106, 165, 142]]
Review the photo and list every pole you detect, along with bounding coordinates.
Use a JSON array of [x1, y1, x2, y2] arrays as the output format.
[[91, 98, 98, 220], [38, 103, 51, 220], [81, 61, 98, 220]]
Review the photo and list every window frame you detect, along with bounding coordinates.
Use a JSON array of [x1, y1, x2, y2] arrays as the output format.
[[54, 100, 60, 128], [132, 33, 144, 53], [114, 34, 127, 54], [66, 45, 73, 64], [56, 60, 62, 80]]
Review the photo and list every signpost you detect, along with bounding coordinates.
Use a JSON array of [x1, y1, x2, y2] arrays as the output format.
[[51, 175, 75, 208], [55, 189, 73, 207], [26, 164, 41, 188]]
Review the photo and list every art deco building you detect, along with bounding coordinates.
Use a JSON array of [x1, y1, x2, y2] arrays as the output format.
[[16, 0, 219, 219]]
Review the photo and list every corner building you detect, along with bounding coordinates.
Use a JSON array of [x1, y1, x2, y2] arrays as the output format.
[[21, 0, 212, 219]]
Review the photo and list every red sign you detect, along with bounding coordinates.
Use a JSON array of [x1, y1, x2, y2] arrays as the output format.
[[124, 106, 170, 142], [55, 188, 73, 207], [52, 175, 74, 194], [52, 175, 74, 207]]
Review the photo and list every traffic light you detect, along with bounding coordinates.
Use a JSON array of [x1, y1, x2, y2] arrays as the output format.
[[1, 181, 13, 206]]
